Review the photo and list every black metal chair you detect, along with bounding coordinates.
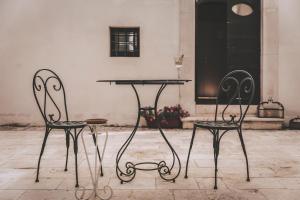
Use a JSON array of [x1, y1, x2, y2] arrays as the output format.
[[33, 69, 104, 187], [185, 70, 255, 189]]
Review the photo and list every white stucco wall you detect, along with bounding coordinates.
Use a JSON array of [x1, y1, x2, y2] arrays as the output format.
[[0, 0, 184, 125], [278, 0, 300, 119], [1, 0, 300, 126], [262, 0, 279, 100]]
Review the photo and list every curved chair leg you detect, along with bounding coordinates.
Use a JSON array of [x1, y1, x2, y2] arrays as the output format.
[[35, 128, 50, 182], [64, 130, 70, 171], [185, 124, 197, 178], [92, 134, 104, 176], [237, 128, 250, 181], [213, 130, 220, 189]]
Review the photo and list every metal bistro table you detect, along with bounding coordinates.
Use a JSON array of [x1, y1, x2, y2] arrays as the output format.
[[97, 79, 191, 183]]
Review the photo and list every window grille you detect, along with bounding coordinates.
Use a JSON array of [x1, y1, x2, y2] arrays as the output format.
[[110, 27, 140, 57]]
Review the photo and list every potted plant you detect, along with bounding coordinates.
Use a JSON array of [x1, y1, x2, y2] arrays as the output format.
[[141, 104, 190, 129], [140, 107, 156, 128]]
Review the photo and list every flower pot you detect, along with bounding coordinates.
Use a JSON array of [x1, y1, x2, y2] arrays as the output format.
[[141, 104, 189, 129], [145, 118, 182, 129], [161, 118, 182, 129], [175, 64, 183, 69]]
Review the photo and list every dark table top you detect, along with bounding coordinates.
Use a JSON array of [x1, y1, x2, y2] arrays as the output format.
[[96, 79, 191, 85]]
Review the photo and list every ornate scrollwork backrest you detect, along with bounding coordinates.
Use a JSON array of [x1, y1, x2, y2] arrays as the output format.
[[215, 70, 255, 125], [32, 69, 69, 124]]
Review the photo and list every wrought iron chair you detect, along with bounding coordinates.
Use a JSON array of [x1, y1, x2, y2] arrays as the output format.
[[33, 69, 104, 187], [185, 70, 255, 189]]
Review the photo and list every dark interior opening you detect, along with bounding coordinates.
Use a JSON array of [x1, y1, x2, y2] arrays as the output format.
[[195, 0, 261, 104], [196, 2, 227, 103]]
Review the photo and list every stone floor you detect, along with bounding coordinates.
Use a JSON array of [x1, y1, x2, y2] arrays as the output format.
[[0, 128, 300, 200]]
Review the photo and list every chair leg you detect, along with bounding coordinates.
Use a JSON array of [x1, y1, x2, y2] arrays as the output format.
[[92, 133, 104, 176], [213, 130, 220, 190], [73, 129, 79, 188], [35, 128, 50, 182], [74, 142, 79, 187], [237, 128, 250, 182], [185, 124, 197, 179], [64, 130, 70, 171]]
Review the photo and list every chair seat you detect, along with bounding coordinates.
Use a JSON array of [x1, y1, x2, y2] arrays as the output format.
[[48, 121, 87, 129], [85, 118, 107, 125], [195, 121, 239, 130]]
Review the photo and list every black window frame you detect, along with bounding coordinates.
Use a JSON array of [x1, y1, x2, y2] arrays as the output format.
[[110, 27, 140, 57]]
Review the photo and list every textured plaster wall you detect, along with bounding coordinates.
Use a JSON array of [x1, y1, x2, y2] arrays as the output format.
[[262, 0, 279, 100], [278, 0, 300, 119], [1, 0, 299, 125], [178, 0, 196, 115], [0, 0, 182, 125]]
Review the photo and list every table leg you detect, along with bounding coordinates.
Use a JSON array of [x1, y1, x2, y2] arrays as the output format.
[[154, 84, 181, 182], [116, 84, 141, 183]]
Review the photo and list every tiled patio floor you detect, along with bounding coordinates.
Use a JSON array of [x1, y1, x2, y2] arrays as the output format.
[[0, 128, 300, 199]]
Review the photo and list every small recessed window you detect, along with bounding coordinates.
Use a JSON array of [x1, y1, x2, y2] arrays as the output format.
[[232, 3, 253, 16], [110, 27, 140, 57]]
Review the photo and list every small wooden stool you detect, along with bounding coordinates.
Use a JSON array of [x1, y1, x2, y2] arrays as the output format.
[[76, 118, 112, 200], [85, 118, 108, 125]]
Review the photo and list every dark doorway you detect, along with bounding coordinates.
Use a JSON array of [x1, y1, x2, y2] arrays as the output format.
[[195, 0, 261, 104]]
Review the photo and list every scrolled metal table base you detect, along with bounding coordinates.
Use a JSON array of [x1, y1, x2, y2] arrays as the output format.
[[116, 83, 181, 183]]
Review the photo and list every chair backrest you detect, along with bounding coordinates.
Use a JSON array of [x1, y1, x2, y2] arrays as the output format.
[[32, 69, 69, 124], [215, 70, 255, 125]]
